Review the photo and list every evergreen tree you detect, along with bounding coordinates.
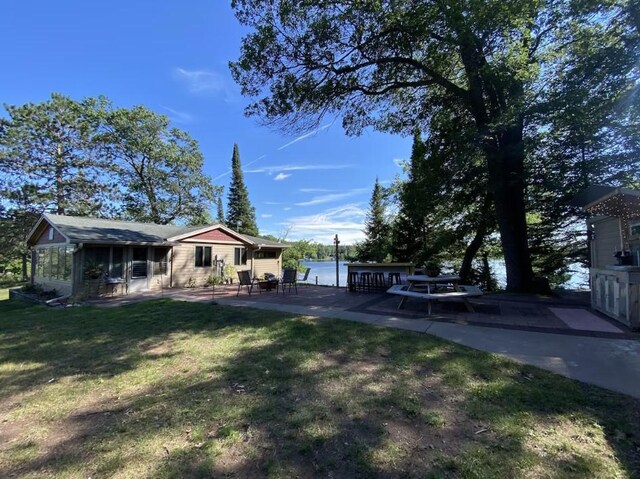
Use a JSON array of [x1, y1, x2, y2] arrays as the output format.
[[216, 194, 225, 225], [226, 144, 258, 236], [357, 178, 390, 262]]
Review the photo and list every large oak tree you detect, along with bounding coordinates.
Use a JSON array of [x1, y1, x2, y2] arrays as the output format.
[[230, 0, 638, 292]]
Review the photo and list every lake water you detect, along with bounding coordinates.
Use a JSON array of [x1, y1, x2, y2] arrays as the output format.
[[299, 260, 589, 289]]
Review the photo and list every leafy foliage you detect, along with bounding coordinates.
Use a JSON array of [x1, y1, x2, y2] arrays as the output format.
[[230, 0, 640, 292], [96, 104, 218, 225]]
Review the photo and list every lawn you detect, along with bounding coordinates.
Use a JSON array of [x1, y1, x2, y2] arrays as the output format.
[[1, 298, 639, 478]]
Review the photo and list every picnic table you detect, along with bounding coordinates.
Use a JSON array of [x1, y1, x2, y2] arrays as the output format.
[[390, 274, 482, 314]]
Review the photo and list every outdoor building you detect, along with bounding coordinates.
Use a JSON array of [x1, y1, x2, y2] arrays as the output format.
[[579, 186, 640, 330], [26, 214, 288, 297]]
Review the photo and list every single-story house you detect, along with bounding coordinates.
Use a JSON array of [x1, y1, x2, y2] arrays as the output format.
[[574, 186, 640, 330], [26, 214, 289, 297]]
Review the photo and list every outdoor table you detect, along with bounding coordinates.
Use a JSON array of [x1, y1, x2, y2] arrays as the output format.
[[398, 275, 463, 309]]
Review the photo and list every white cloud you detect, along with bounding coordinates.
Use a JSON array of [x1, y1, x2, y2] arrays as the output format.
[[283, 207, 292, 211], [211, 155, 267, 182], [174, 67, 224, 92], [274, 173, 291, 181], [295, 188, 368, 207], [159, 105, 193, 124], [299, 188, 331, 193], [284, 204, 366, 244], [277, 124, 331, 150], [174, 67, 239, 101], [263, 201, 281, 205], [261, 214, 273, 218], [245, 164, 351, 175]]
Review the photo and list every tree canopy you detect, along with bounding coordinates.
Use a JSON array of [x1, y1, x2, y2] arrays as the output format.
[[231, 0, 640, 292]]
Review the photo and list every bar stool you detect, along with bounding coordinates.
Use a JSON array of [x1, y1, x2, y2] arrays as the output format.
[[347, 271, 359, 292], [359, 271, 372, 292], [372, 272, 386, 292], [388, 272, 402, 286]]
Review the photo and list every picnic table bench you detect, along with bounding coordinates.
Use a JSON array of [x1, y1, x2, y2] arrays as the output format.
[[387, 283, 483, 315]]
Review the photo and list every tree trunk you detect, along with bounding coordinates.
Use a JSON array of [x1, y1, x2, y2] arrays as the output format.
[[459, 194, 493, 283], [22, 252, 29, 282], [485, 124, 535, 292]]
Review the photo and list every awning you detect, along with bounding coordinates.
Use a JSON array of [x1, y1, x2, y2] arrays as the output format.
[[583, 188, 640, 219]]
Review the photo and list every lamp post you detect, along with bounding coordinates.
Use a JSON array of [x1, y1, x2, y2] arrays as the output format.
[[334, 234, 340, 288]]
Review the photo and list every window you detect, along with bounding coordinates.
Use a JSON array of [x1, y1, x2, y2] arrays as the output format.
[[195, 246, 212, 267], [111, 247, 124, 278], [35, 246, 73, 280], [132, 248, 148, 278], [48, 227, 54, 240], [154, 248, 169, 275], [254, 250, 277, 259], [234, 247, 247, 265]]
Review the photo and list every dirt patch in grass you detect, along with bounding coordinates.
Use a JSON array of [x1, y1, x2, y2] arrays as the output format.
[[0, 299, 639, 478]]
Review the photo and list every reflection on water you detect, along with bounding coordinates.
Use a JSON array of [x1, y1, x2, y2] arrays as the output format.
[[298, 260, 589, 289]]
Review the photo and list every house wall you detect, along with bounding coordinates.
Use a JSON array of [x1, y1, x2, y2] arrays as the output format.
[[251, 249, 283, 279], [591, 217, 623, 269], [172, 242, 249, 287], [34, 225, 66, 245]]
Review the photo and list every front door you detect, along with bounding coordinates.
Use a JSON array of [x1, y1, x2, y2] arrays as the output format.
[[129, 247, 148, 293]]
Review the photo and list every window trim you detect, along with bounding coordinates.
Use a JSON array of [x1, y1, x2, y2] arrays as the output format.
[[234, 247, 247, 266], [195, 246, 213, 268]]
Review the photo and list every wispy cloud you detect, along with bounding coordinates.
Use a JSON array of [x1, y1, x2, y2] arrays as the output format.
[[159, 105, 193, 124], [299, 188, 331, 193], [283, 204, 366, 244], [174, 67, 239, 101], [261, 214, 273, 218], [211, 155, 267, 182], [295, 188, 368, 207], [263, 201, 281, 205], [174, 67, 224, 92], [283, 207, 292, 211], [277, 124, 331, 150], [274, 173, 291, 181], [245, 164, 351, 175]]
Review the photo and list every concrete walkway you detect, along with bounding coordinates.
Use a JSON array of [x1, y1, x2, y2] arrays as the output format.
[[218, 297, 640, 399]]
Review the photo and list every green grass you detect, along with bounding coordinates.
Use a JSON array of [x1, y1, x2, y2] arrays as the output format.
[[0, 298, 639, 478]]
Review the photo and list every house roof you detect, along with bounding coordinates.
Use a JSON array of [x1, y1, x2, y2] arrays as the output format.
[[27, 214, 289, 248], [240, 233, 290, 248]]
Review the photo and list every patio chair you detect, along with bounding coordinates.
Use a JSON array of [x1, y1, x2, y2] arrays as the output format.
[[297, 268, 311, 286], [279, 268, 298, 294], [237, 270, 256, 296]]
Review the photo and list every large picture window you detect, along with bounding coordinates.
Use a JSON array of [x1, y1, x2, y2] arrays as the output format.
[[195, 246, 212, 267], [35, 246, 74, 281], [234, 247, 247, 266]]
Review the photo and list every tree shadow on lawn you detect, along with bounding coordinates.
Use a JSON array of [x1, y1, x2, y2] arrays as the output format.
[[1, 298, 639, 478]]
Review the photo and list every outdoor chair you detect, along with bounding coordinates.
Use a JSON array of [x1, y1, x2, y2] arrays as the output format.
[[237, 270, 257, 296], [297, 268, 311, 286], [279, 268, 298, 294]]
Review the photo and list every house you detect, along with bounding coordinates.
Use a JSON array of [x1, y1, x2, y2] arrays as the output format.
[[26, 214, 289, 297], [576, 186, 640, 330]]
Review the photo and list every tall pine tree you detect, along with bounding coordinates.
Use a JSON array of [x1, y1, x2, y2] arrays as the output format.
[[216, 194, 225, 225], [356, 178, 390, 262], [226, 144, 258, 236]]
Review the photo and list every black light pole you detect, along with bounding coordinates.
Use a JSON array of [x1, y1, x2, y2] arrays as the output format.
[[334, 234, 340, 288]]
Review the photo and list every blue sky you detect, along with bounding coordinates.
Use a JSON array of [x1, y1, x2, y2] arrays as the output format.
[[0, 1, 412, 244]]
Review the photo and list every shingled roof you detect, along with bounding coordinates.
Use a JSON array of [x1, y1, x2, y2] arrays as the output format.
[[30, 214, 203, 245], [28, 214, 289, 248]]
